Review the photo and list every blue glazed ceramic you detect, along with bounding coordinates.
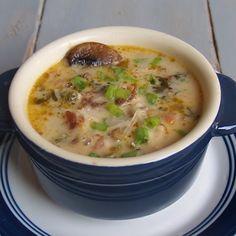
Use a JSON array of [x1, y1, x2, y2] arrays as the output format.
[[1, 27, 236, 219]]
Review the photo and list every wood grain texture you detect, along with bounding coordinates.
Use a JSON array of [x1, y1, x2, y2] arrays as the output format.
[[36, 0, 218, 68], [209, 0, 236, 78], [0, 0, 44, 73]]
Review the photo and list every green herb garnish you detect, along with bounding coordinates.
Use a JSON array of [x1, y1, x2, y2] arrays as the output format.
[[89, 152, 100, 157], [121, 150, 138, 157], [90, 121, 108, 131], [144, 74, 156, 85], [72, 76, 87, 90], [112, 67, 136, 82], [144, 116, 161, 128], [97, 70, 115, 81], [106, 103, 124, 117], [133, 58, 147, 64], [105, 85, 117, 100], [112, 67, 126, 79], [175, 129, 187, 137], [115, 88, 131, 100], [150, 57, 162, 68], [150, 78, 156, 85], [134, 127, 149, 145], [146, 93, 158, 105], [105, 85, 131, 101], [138, 84, 148, 95]]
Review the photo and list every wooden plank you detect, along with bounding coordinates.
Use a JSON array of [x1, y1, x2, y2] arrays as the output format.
[[209, 0, 236, 78], [36, 0, 218, 68], [0, 0, 44, 73]]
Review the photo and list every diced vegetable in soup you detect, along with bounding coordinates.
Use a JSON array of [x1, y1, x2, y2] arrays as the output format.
[[28, 43, 202, 158]]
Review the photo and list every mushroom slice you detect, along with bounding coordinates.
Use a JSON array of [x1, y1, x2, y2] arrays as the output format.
[[66, 42, 122, 66]]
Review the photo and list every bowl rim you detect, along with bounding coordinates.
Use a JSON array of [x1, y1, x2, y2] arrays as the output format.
[[8, 26, 221, 167]]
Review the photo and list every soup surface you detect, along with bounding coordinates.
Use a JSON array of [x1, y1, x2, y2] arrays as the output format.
[[28, 44, 202, 158]]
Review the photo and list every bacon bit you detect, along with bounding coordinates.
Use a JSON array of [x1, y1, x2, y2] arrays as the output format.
[[71, 137, 79, 144], [80, 72, 90, 79], [77, 115, 85, 127], [93, 135, 104, 150], [162, 112, 177, 125], [127, 84, 137, 102], [110, 128, 123, 140], [83, 138, 92, 146], [127, 107, 135, 117], [78, 95, 106, 109], [65, 82, 73, 88], [90, 101, 107, 108], [147, 108, 157, 116], [78, 97, 92, 109], [65, 111, 77, 129], [115, 98, 126, 105], [117, 59, 129, 68]]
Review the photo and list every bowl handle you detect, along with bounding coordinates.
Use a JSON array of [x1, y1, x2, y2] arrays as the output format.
[[212, 73, 236, 136], [0, 69, 18, 133]]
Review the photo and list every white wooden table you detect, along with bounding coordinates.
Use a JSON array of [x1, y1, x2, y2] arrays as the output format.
[[0, 0, 235, 234], [1, 0, 236, 79]]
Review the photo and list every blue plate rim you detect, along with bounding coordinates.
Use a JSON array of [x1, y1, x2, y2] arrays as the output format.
[[0, 133, 235, 236]]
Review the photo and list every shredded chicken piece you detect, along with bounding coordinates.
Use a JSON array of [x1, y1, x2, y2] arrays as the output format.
[[124, 108, 146, 135]]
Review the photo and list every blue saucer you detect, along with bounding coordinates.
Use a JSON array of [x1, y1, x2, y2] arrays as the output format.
[[0, 133, 236, 236]]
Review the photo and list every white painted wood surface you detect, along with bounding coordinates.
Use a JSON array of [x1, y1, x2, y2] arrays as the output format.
[[0, 0, 44, 73], [4, 0, 236, 76], [209, 0, 236, 78], [0, 0, 235, 233], [36, 0, 218, 68]]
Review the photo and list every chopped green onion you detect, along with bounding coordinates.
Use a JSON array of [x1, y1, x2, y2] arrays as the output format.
[[150, 57, 162, 68], [106, 103, 124, 117], [173, 73, 186, 81], [121, 150, 138, 157], [148, 74, 156, 85], [97, 70, 115, 81], [105, 85, 131, 101], [133, 58, 147, 64], [97, 71, 105, 80], [89, 152, 100, 157], [146, 93, 158, 105], [112, 67, 135, 82], [134, 127, 149, 145], [90, 121, 108, 131], [72, 76, 87, 90], [105, 85, 117, 100], [115, 88, 131, 100], [138, 85, 148, 95], [175, 129, 187, 137], [144, 116, 161, 128], [112, 67, 126, 79]]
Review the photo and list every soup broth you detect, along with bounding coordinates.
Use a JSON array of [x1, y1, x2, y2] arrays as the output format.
[[28, 45, 202, 158]]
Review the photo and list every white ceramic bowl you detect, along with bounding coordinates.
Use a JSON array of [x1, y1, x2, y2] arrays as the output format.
[[4, 26, 236, 219], [9, 26, 220, 167]]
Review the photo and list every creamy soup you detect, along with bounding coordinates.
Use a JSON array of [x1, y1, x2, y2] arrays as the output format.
[[28, 43, 202, 158]]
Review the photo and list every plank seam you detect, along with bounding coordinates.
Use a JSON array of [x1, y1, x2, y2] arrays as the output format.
[[22, 0, 46, 62], [207, 0, 221, 72], [33, 0, 47, 53]]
